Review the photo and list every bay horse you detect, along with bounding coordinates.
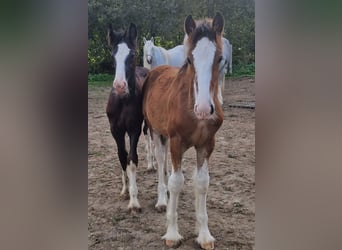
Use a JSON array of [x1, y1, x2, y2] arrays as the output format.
[[106, 23, 149, 211], [143, 13, 225, 249], [143, 37, 186, 70]]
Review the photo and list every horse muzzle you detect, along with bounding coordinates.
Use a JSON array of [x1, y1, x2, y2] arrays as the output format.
[[146, 55, 152, 64], [113, 81, 129, 96], [194, 103, 215, 120]]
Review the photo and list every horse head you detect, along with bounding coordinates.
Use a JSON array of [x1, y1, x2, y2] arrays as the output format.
[[143, 37, 154, 65], [107, 23, 137, 96], [184, 12, 224, 120]]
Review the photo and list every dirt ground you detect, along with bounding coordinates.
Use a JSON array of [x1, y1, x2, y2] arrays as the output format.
[[88, 77, 255, 249]]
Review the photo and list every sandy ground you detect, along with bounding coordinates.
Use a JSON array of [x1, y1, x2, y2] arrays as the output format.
[[88, 77, 255, 249]]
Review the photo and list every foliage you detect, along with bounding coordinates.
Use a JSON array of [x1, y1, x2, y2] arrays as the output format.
[[231, 63, 255, 77], [88, 0, 255, 74], [88, 73, 113, 82]]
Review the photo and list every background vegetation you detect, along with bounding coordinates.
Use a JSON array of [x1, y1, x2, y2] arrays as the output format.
[[88, 0, 255, 79]]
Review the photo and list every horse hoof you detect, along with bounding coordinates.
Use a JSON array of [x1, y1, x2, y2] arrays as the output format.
[[156, 205, 167, 213], [165, 239, 181, 248], [200, 242, 215, 250], [129, 206, 142, 213]]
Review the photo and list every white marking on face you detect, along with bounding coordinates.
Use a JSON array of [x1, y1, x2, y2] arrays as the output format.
[[113, 43, 130, 91], [192, 37, 216, 118], [144, 40, 154, 62]]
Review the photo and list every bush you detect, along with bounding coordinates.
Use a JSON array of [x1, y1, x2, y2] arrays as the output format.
[[231, 63, 255, 77], [88, 73, 113, 82]]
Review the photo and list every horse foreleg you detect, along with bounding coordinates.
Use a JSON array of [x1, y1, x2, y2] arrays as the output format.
[[162, 136, 184, 247], [222, 72, 225, 95], [111, 129, 129, 199], [143, 123, 155, 171], [127, 129, 141, 212], [153, 132, 168, 212], [218, 77, 224, 105], [194, 145, 215, 250]]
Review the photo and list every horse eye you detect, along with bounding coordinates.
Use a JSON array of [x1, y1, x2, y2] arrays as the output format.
[[187, 57, 192, 65], [218, 56, 223, 63]]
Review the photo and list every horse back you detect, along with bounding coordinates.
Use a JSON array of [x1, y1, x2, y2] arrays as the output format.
[[167, 45, 186, 67], [142, 65, 179, 136]]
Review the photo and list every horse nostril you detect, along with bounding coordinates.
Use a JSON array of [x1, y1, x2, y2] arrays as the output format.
[[210, 104, 214, 115]]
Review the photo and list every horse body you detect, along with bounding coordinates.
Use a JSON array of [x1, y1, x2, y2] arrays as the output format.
[[143, 13, 224, 249], [143, 37, 186, 69], [106, 23, 148, 211], [221, 37, 232, 75], [217, 37, 233, 104], [165, 45, 186, 67], [144, 65, 223, 144]]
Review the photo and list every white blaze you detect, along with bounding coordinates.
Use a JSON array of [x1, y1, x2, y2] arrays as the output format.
[[113, 43, 130, 88], [192, 37, 216, 116]]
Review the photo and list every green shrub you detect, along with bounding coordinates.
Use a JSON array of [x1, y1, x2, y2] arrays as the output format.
[[88, 73, 113, 82], [231, 63, 255, 77]]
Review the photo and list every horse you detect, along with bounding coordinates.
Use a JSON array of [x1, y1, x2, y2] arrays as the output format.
[[142, 38, 186, 170], [222, 38, 233, 75], [184, 34, 232, 104], [218, 37, 233, 104], [143, 37, 186, 70], [142, 13, 225, 249], [106, 22, 149, 212]]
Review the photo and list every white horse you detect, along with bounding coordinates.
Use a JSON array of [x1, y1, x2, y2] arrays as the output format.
[[219, 37, 233, 104], [184, 34, 233, 104], [143, 37, 186, 70]]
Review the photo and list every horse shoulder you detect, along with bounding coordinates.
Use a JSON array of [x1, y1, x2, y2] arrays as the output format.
[[143, 66, 178, 136]]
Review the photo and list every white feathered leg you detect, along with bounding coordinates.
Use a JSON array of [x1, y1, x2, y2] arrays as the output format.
[[162, 170, 184, 245], [120, 170, 128, 198], [126, 162, 141, 211], [145, 129, 154, 171], [194, 160, 215, 250], [153, 133, 168, 211]]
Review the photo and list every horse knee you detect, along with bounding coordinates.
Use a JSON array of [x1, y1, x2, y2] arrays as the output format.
[[194, 167, 209, 194], [168, 171, 184, 194]]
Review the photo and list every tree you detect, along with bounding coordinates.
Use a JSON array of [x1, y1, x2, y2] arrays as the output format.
[[88, 0, 255, 74]]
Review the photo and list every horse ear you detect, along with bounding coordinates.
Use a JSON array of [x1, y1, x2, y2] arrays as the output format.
[[143, 37, 147, 44], [107, 24, 115, 47], [184, 15, 196, 36], [151, 37, 154, 43], [212, 12, 224, 34], [128, 23, 137, 46]]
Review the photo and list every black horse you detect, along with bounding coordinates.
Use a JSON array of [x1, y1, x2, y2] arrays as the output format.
[[106, 23, 148, 211]]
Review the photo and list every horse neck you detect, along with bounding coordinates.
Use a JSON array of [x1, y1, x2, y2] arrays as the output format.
[[174, 65, 196, 107], [167, 46, 185, 67], [152, 46, 168, 67], [127, 68, 138, 96]]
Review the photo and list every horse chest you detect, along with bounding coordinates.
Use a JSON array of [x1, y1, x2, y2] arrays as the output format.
[[192, 121, 211, 143], [107, 95, 143, 130], [175, 119, 216, 146]]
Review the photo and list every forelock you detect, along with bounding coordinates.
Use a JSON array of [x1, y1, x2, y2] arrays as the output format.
[[111, 30, 135, 50], [191, 21, 216, 45]]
